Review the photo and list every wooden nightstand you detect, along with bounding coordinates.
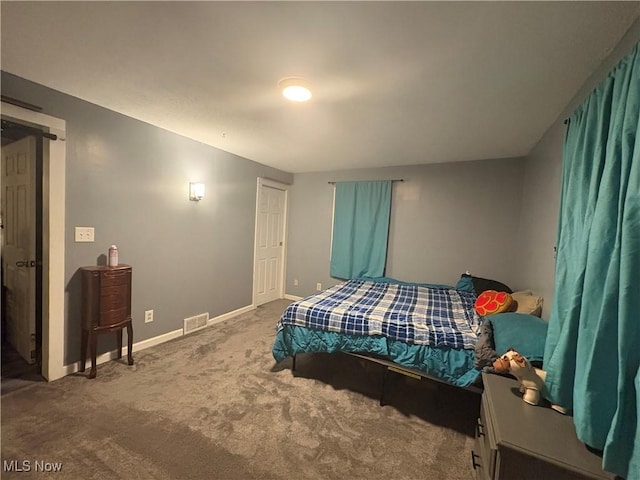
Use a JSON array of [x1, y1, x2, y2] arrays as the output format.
[[79, 265, 134, 379], [472, 372, 615, 480]]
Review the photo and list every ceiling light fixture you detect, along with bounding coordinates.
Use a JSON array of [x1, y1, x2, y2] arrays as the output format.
[[278, 77, 312, 102]]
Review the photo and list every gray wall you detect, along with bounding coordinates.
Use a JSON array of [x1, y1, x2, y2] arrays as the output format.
[[513, 125, 564, 319], [1, 72, 293, 364], [514, 19, 640, 318], [286, 158, 526, 298]]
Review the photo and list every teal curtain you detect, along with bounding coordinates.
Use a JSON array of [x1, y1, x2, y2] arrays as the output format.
[[543, 42, 640, 479], [330, 181, 392, 279]]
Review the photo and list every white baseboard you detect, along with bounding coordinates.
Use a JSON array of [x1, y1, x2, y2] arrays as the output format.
[[134, 328, 184, 351], [284, 294, 302, 301], [64, 304, 254, 376], [207, 304, 255, 326]]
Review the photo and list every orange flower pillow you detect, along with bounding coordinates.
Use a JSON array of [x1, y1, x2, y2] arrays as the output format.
[[475, 290, 516, 316]]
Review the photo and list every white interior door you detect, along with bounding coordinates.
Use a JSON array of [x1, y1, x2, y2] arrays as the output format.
[[1, 135, 37, 364], [254, 182, 286, 306]]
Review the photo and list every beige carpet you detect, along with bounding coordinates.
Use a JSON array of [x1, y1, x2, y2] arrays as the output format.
[[1, 299, 480, 479]]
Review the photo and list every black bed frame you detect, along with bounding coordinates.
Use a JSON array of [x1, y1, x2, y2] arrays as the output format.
[[291, 352, 483, 406]]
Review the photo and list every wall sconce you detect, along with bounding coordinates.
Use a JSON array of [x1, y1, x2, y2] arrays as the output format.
[[189, 182, 205, 201]]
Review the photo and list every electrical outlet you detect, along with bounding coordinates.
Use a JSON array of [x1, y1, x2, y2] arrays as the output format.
[[74, 226, 95, 242], [293, 278, 299, 286], [144, 309, 154, 323], [316, 283, 322, 291]]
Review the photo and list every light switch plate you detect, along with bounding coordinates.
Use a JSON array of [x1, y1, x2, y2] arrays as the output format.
[[75, 227, 95, 242]]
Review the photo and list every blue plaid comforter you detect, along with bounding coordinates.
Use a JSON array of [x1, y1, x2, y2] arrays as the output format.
[[276, 279, 482, 350]]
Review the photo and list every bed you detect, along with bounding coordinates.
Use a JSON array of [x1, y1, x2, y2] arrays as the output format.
[[272, 277, 489, 390]]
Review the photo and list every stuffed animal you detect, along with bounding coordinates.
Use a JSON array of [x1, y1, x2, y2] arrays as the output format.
[[493, 349, 546, 405], [493, 349, 568, 413]]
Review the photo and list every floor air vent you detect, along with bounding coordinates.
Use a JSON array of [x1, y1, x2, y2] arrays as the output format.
[[183, 313, 209, 335]]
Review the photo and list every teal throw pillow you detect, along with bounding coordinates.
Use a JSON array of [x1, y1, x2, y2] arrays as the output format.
[[488, 312, 548, 363]]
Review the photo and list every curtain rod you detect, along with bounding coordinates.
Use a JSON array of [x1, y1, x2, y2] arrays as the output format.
[[327, 179, 404, 185]]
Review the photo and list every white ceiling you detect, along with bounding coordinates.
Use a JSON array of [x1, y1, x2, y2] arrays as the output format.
[[1, 2, 638, 173]]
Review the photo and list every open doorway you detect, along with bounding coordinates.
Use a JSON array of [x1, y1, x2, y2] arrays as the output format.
[[1, 102, 66, 383], [1, 118, 46, 393]]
